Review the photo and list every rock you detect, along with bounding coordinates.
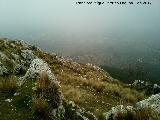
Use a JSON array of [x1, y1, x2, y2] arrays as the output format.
[[0, 65, 8, 75], [65, 101, 97, 120], [21, 50, 37, 64], [10, 43, 16, 48], [136, 93, 160, 113], [14, 92, 20, 96], [103, 105, 134, 120], [153, 84, 160, 94], [14, 64, 26, 74], [15, 40, 30, 49], [5, 99, 12, 103], [20, 58, 65, 119], [131, 80, 160, 94], [0, 51, 9, 61], [51, 104, 65, 119], [11, 53, 20, 61], [3, 40, 9, 48], [103, 93, 160, 120], [23, 58, 56, 80], [0, 39, 99, 120]]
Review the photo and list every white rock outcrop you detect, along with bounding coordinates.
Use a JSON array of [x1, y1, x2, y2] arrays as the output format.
[[21, 50, 37, 64], [23, 58, 56, 80], [136, 93, 160, 113], [103, 105, 134, 120], [103, 93, 160, 120], [15, 40, 30, 49]]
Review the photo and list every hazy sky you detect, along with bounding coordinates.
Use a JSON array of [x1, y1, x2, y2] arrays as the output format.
[[0, 0, 159, 82], [0, 0, 160, 53]]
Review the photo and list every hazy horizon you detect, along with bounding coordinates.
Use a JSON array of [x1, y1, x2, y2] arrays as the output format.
[[0, 0, 160, 65]]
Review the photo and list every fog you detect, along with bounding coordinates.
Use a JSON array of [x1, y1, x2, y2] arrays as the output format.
[[0, 0, 160, 81]]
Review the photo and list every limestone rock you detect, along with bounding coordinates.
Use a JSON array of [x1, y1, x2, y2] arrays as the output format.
[[103, 105, 134, 120], [136, 93, 160, 113], [15, 40, 30, 49], [10, 43, 16, 48], [65, 101, 97, 120], [21, 50, 37, 64], [131, 80, 160, 94], [0, 65, 8, 75], [23, 58, 56, 80], [11, 53, 20, 61]]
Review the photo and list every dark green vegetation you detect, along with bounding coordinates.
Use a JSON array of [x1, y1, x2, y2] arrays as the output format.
[[0, 77, 33, 120], [101, 65, 160, 85]]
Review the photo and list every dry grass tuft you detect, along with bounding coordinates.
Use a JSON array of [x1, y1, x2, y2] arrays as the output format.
[[32, 96, 51, 120], [34, 71, 62, 108], [116, 107, 160, 120], [0, 76, 18, 93]]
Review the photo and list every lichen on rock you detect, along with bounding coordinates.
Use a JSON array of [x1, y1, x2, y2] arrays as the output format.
[[21, 50, 37, 64], [23, 58, 56, 80]]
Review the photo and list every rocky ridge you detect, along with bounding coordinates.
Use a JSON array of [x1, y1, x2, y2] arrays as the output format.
[[0, 38, 103, 119]]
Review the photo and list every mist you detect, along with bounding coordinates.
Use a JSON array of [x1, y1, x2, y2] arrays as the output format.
[[0, 0, 160, 82]]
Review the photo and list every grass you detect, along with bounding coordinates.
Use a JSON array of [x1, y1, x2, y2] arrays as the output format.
[[0, 39, 149, 120], [32, 96, 51, 120], [0, 76, 18, 93], [0, 77, 34, 120], [57, 71, 146, 119], [35, 72, 62, 108]]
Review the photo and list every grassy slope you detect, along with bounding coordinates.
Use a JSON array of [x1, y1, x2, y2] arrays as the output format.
[[0, 39, 146, 119], [35, 50, 146, 119]]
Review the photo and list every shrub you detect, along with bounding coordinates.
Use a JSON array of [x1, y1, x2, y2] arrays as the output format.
[[35, 71, 62, 108], [32, 96, 51, 120]]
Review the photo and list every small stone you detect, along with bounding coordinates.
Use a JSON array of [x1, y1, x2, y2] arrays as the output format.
[[5, 99, 12, 103]]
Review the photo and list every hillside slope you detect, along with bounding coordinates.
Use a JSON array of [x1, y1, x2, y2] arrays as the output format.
[[0, 38, 159, 120]]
